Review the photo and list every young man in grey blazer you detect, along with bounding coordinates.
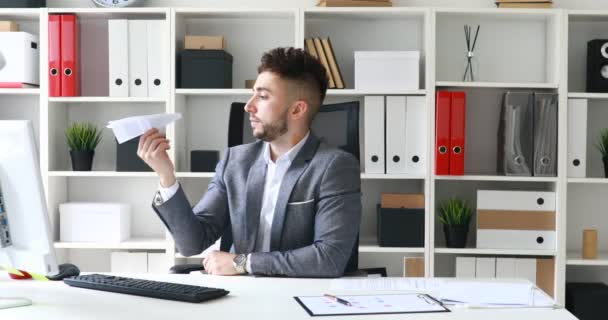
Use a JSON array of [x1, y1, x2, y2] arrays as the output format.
[[138, 47, 361, 277]]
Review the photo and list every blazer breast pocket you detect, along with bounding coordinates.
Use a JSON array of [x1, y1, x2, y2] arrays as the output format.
[[286, 198, 315, 217]]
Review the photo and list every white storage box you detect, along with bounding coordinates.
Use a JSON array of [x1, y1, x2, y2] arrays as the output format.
[[59, 202, 131, 242], [354, 51, 419, 91], [0, 32, 39, 85]]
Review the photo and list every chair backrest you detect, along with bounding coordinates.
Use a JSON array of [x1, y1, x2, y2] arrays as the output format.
[[227, 101, 361, 273]]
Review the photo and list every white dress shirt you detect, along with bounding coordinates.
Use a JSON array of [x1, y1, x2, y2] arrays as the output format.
[[158, 132, 310, 273]]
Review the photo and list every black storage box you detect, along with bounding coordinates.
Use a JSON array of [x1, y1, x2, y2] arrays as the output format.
[[191, 150, 219, 172], [377, 205, 424, 247], [0, 0, 45, 7], [116, 136, 152, 172], [178, 50, 233, 88], [566, 282, 608, 320]]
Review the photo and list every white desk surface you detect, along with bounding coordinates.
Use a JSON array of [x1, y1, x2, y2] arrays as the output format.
[[0, 273, 577, 320]]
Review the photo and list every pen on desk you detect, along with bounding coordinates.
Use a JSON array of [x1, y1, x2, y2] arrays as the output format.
[[324, 294, 352, 306]]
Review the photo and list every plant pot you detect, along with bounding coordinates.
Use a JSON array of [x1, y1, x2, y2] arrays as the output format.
[[70, 150, 94, 171], [603, 156, 608, 178], [444, 225, 469, 248]]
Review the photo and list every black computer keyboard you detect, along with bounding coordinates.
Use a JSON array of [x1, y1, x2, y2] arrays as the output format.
[[64, 274, 229, 303]]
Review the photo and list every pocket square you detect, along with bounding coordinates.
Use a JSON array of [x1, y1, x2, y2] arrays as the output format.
[[288, 198, 314, 205]]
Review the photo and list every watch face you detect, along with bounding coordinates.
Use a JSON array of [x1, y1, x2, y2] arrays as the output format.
[[234, 254, 246, 265], [92, 0, 141, 8]]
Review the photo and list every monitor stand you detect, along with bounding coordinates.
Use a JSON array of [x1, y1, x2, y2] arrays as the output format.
[[0, 297, 32, 309]]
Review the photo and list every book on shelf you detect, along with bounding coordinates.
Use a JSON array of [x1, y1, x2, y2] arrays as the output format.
[[497, 2, 553, 8], [304, 38, 319, 60], [311, 38, 336, 89], [317, 0, 393, 7], [321, 38, 345, 89]]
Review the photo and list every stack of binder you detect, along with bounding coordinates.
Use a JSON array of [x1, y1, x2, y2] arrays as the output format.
[[304, 37, 344, 89], [476, 190, 556, 251], [567, 99, 587, 178], [48, 14, 78, 96], [456, 256, 555, 296], [316, 0, 392, 7], [497, 91, 557, 177], [108, 19, 165, 97], [364, 96, 426, 175], [435, 91, 466, 175]]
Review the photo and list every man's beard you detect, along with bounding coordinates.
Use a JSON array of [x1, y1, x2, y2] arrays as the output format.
[[254, 115, 288, 142]]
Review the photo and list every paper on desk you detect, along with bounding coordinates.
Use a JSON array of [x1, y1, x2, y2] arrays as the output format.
[[438, 281, 533, 306], [330, 278, 556, 308], [330, 277, 442, 292], [107, 113, 182, 144]]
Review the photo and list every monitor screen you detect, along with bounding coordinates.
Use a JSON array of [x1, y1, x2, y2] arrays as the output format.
[[0, 121, 58, 277], [230, 101, 359, 159]]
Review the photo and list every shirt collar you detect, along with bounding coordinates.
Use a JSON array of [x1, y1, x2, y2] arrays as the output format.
[[262, 131, 310, 165]]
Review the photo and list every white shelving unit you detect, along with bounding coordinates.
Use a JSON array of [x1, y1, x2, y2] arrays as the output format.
[[565, 10, 608, 288], [3, 4, 606, 305]]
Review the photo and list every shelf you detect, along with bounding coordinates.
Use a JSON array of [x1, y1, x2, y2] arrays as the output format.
[[48, 172, 426, 180], [0, 88, 40, 96], [175, 8, 296, 19], [359, 240, 425, 253], [327, 89, 426, 96], [176, 172, 215, 178], [568, 92, 608, 99], [48, 171, 158, 178], [175, 89, 251, 96], [0, 8, 41, 19], [434, 175, 558, 182], [54, 237, 167, 250], [175, 88, 426, 97], [361, 173, 425, 180], [568, 178, 608, 184], [435, 81, 558, 89], [49, 96, 166, 103], [567, 252, 608, 266], [434, 248, 557, 256]]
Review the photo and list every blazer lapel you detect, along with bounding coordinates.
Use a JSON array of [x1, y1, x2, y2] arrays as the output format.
[[269, 134, 320, 251], [244, 146, 267, 253]]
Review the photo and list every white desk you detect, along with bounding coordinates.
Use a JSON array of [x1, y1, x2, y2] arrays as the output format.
[[0, 273, 577, 320]]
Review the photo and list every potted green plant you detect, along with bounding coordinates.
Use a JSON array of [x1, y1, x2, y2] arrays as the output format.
[[595, 128, 608, 178], [65, 122, 103, 171], [438, 197, 472, 248]]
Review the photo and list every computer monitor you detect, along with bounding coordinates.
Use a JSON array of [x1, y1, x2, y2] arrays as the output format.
[[228, 100, 360, 160], [0, 121, 58, 309]]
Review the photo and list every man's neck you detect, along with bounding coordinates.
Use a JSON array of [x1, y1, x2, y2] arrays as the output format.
[[269, 130, 309, 162]]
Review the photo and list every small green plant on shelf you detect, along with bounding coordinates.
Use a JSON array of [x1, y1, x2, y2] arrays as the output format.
[[65, 122, 103, 171], [595, 128, 608, 178], [438, 197, 472, 248]]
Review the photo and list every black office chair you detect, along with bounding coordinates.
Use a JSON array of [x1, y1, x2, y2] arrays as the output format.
[[170, 101, 386, 277]]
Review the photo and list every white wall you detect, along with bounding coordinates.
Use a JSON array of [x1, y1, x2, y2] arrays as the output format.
[[46, 0, 608, 10]]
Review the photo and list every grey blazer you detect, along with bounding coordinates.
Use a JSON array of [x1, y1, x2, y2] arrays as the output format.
[[152, 134, 362, 277]]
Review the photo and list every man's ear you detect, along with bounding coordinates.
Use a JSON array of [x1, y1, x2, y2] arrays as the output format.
[[290, 100, 309, 120]]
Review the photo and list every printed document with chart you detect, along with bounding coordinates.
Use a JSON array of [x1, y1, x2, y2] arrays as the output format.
[[294, 293, 449, 316]]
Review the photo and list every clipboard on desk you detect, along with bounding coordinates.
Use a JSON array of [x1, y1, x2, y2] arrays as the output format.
[[294, 293, 450, 317]]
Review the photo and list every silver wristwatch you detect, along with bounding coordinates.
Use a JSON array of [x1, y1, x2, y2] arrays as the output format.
[[233, 254, 247, 274]]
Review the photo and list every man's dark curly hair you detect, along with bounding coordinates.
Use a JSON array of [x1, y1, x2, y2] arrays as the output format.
[[257, 47, 328, 124]]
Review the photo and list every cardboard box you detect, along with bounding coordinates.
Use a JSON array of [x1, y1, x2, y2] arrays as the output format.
[[245, 79, 256, 89], [403, 257, 424, 277], [0, 21, 18, 32], [185, 36, 225, 50], [59, 202, 131, 242], [381, 193, 424, 208]]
